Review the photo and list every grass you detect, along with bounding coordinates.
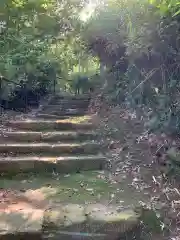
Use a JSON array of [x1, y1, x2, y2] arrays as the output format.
[[0, 171, 150, 208], [0, 172, 116, 205]]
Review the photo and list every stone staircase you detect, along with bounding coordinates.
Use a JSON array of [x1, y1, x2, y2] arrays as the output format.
[[0, 94, 141, 240]]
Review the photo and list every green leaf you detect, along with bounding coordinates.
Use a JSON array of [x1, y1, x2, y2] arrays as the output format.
[[173, 8, 180, 16], [159, 4, 169, 14], [149, 0, 157, 4]]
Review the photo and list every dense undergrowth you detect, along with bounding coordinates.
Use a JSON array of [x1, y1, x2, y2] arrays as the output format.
[[85, 0, 180, 136], [83, 0, 180, 182]]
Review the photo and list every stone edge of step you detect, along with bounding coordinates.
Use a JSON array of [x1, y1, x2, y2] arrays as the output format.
[[0, 131, 98, 143], [6, 120, 92, 124], [0, 154, 106, 161], [0, 141, 100, 147], [34, 113, 73, 119], [4, 120, 93, 130], [0, 154, 106, 173], [1, 130, 97, 137], [37, 110, 87, 116], [5, 120, 92, 127]]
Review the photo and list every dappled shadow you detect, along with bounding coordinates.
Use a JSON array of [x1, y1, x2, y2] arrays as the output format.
[[0, 174, 140, 239]]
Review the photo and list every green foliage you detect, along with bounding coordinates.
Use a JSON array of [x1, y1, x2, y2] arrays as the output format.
[[0, 0, 97, 99], [149, 0, 180, 17], [85, 0, 180, 135], [85, 0, 160, 59]]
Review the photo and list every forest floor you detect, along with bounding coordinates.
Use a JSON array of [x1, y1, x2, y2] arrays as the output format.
[[89, 97, 180, 240]]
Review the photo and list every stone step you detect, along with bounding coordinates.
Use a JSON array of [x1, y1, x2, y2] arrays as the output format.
[[0, 155, 105, 174], [44, 231, 109, 239], [49, 99, 90, 105], [43, 204, 140, 239], [35, 113, 72, 119], [0, 142, 100, 155], [6, 120, 93, 131], [0, 172, 142, 239], [51, 94, 91, 101], [0, 209, 43, 240], [0, 203, 140, 240], [1, 131, 97, 142], [34, 114, 93, 123], [41, 104, 89, 112], [39, 109, 87, 116]]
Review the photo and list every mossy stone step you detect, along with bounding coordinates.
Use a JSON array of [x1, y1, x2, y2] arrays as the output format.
[[34, 115, 92, 122], [0, 155, 105, 174], [49, 98, 90, 103], [51, 94, 91, 101], [39, 109, 87, 116], [0, 171, 118, 205], [0, 209, 44, 240], [6, 120, 93, 131], [48, 100, 90, 107], [0, 205, 140, 240], [0, 172, 144, 239], [45, 231, 108, 239], [41, 104, 89, 111], [1, 131, 97, 142], [0, 172, 139, 240], [0, 142, 100, 155], [35, 113, 72, 119], [37, 115, 93, 123], [44, 204, 140, 239]]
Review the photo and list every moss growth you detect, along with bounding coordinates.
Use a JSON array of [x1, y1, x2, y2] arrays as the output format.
[[0, 171, 151, 209], [0, 172, 116, 204]]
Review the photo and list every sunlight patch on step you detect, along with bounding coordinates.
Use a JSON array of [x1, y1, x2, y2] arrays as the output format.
[[56, 115, 92, 124]]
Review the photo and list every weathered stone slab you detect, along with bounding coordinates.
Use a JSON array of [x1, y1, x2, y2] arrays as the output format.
[[0, 142, 100, 155], [42, 103, 89, 111], [43, 204, 140, 239], [1, 131, 97, 142], [43, 204, 86, 232], [51, 95, 91, 101], [6, 120, 92, 131], [43, 231, 110, 240], [0, 208, 44, 239], [85, 204, 140, 234], [38, 109, 86, 117], [49, 99, 90, 105], [0, 155, 106, 174], [35, 113, 70, 119]]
